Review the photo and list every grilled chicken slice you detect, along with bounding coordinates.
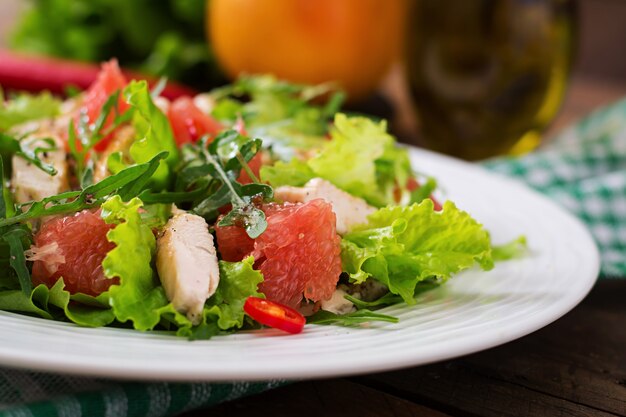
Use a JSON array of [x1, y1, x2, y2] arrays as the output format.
[[11, 134, 69, 204], [274, 178, 376, 234], [156, 212, 220, 325]]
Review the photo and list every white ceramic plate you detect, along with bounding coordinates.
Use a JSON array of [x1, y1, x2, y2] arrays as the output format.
[[0, 148, 599, 381]]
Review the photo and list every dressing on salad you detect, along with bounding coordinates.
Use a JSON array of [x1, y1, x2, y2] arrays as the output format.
[[0, 60, 523, 339]]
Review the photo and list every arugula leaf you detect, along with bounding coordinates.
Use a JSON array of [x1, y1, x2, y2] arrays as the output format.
[[149, 130, 272, 238], [307, 309, 398, 326], [341, 200, 494, 304], [101, 195, 168, 330], [0, 133, 58, 176], [410, 177, 437, 205], [200, 145, 269, 238], [0, 91, 60, 131], [124, 80, 179, 189], [0, 157, 34, 294], [344, 282, 439, 309], [0, 152, 167, 228], [68, 90, 133, 180], [2, 228, 32, 295]]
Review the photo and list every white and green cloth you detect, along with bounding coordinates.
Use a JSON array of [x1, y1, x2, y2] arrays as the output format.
[[0, 99, 620, 416], [485, 98, 626, 277]]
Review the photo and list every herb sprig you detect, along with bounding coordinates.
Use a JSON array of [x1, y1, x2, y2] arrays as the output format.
[[141, 130, 273, 238], [0, 132, 58, 176], [0, 152, 167, 229], [68, 90, 134, 181]]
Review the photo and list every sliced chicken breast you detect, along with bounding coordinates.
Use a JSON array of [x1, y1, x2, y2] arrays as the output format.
[[11, 134, 69, 204], [156, 212, 220, 325], [275, 178, 376, 234]]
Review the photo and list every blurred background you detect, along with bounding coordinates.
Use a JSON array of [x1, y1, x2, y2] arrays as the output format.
[[1, 0, 626, 159]]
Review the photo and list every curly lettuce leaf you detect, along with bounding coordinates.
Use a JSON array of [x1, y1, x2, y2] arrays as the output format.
[[259, 158, 314, 188], [168, 257, 264, 340], [341, 200, 494, 304], [123, 80, 179, 189], [261, 113, 414, 207], [0, 279, 114, 327], [0, 91, 61, 131], [101, 195, 168, 330]]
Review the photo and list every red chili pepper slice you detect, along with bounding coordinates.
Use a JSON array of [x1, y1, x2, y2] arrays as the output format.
[[244, 296, 306, 334]]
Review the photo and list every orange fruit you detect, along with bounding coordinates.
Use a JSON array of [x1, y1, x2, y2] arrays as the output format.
[[208, 0, 407, 100]]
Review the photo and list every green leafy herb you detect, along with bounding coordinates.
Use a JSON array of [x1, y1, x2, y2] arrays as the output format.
[[0, 152, 167, 228], [307, 309, 399, 326], [410, 177, 437, 205], [68, 90, 133, 179], [0, 157, 34, 294], [0, 133, 58, 176], [344, 282, 439, 310], [2, 228, 31, 295], [143, 129, 272, 238]]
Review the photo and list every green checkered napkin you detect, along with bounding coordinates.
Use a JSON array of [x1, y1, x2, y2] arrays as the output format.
[[484, 98, 626, 278], [0, 370, 286, 416], [0, 98, 621, 417]]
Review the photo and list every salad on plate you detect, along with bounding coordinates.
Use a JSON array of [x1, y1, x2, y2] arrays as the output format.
[[0, 61, 519, 339]]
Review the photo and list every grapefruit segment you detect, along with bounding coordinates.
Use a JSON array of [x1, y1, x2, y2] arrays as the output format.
[[167, 97, 223, 146], [29, 210, 118, 296], [215, 199, 342, 308], [73, 60, 129, 152]]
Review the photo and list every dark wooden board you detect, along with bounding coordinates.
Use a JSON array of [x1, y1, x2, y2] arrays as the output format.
[[203, 379, 452, 417], [182, 281, 626, 417]]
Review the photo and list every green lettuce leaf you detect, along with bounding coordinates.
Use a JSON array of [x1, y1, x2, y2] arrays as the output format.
[[259, 158, 314, 188], [171, 257, 264, 340], [124, 80, 179, 189], [101, 195, 169, 330], [0, 279, 114, 327], [341, 200, 494, 304], [261, 113, 414, 207], [0, 91, 61, 131], [492, 236, 527, 261]]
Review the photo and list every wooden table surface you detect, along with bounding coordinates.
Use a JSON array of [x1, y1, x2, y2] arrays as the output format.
[[193, 280, 626, 417]]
